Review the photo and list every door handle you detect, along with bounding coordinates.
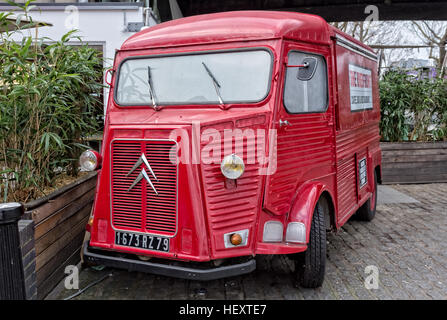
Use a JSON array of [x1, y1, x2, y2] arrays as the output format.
[[279, 119, 292, 127]]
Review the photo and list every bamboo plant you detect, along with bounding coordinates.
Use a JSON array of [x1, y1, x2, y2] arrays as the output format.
[[379, 70, 447, 142], [0, 1, 103, 202]]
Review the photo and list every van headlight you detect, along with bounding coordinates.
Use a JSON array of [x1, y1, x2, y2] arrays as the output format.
[[80, 150, 101, 171], [220, 154, 245, 179]]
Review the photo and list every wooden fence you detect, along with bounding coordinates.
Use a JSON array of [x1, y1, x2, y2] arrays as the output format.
[[381, 142, 447, 184], [24, 172, 97, 299]]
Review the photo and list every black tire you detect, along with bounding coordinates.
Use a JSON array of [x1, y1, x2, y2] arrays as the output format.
[[294, 200, 327, 288], [355, 170, 377, 222]]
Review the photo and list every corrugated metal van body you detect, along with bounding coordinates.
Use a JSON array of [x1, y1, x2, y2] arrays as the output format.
[[262, 41, 336, 217], [199, 116, 270, 259], [89, 37, 282, 261], [87, 11, 382, 264], [332, 30, 381, 226]]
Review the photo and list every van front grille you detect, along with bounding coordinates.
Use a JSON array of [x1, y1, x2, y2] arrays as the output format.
[[111, 140, 178, 236]]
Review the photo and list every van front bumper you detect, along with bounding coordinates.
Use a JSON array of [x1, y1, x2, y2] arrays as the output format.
[[83, 242, 256, 281]]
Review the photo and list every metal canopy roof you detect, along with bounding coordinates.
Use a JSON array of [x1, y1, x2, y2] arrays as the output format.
[[159, 1, 447, 22]]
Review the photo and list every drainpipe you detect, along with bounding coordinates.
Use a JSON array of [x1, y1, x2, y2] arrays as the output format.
[[169, 0, 184, 20], [152, 0, 161, 23]]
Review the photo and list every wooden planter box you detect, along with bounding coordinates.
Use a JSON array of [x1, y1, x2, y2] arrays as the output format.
[[381, 142, 447, 184], [23, 172, 97, 299]]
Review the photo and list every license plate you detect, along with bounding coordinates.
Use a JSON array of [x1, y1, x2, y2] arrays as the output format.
[[115, 231, 169, 253]]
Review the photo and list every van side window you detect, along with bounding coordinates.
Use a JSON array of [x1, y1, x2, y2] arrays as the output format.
[[283, 51, 328, 114]]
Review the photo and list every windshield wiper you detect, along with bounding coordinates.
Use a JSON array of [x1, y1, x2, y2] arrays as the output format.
[[147, 66, 159, 111], [202, 62, 224, 105]]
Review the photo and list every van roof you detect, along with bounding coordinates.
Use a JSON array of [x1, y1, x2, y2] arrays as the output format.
[[121, 11, 374, 54], [120, 11, 329, 50]]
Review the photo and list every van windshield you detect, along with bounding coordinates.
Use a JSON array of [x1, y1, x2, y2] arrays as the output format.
[[115, 49, 272, 106]]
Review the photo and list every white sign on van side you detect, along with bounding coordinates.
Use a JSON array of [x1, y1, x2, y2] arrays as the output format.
[[349, 64, 373, 111]]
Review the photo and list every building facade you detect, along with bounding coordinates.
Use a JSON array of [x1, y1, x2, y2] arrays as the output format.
[[1, 1, 160, 108]]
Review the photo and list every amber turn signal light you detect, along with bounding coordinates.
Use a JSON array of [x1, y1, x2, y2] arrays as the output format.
[[230, 233, 243, 246]]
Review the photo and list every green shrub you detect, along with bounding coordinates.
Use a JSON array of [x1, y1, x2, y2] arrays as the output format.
[[0, 2, 103, 202], [379, 70, 447, 142]]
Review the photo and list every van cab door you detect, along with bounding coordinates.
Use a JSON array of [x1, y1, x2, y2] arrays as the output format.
[[263, 42, 335, 216]]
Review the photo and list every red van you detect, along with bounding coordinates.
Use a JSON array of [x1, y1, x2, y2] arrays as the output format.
[[81, 11, 381, 288]]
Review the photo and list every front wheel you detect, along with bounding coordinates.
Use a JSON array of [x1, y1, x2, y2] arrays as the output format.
[[294, 200, 327, 288]]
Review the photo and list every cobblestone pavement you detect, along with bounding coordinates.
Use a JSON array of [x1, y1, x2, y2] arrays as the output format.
[[49, 184, 447, 300]]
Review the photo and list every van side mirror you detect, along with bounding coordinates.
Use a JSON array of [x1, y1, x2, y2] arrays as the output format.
[[297, 57, 318, 81]]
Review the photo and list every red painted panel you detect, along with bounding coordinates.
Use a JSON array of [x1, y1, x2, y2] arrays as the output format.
[[334, 44, 380, 131], [200, 118, 266, 258], [333, 38, 381, 225], [336, 155, 357, 221], [263, 41, 335, 216]]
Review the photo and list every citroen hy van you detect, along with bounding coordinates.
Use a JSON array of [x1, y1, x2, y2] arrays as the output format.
[[81, 11, 381, 288]]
